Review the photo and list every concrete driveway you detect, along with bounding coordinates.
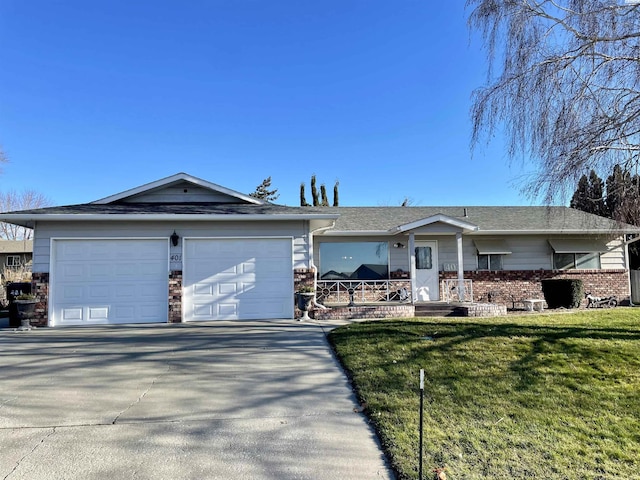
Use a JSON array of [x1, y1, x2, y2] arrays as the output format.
[[0, 320, 394, 479]]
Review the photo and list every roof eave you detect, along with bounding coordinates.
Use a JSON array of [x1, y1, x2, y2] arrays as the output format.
[[0, 213, 340, 226], [316, 230, 392, 236], [469, 229, 638, 235]]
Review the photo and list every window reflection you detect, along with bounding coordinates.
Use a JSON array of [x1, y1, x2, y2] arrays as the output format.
[[415, 246, 432, 270], [319, 242, 389, 280]]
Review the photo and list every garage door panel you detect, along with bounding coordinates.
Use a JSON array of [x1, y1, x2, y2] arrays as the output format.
[[139, 304, 164, 320], [239, 299, 289, 317], [88, 285, 110, 299], [88, 307, 109, 321], [194, 283, 214, 296], [184, 238, 293, 321], [114, 263, 141, 276], [217, 303, 238, 317], [217, 282, 237, 295], [59, 284, 84, 300], [61, 264, 84, 280], [61, 307, 83, 321], [52, 239, 168, 326], [241, 262, 255, 274], [114, 284, 136, 299], [140, 283, 167, 298], [193, 303, 221, 318]]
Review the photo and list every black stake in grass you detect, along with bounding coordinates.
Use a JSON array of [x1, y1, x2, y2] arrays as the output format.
[[419, 369, 424, 480]]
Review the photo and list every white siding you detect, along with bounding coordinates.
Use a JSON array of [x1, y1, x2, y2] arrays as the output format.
[[33, 220, 309, 273], [602, 238, 626, 269], [314, 234, 628, 273], [124, 182, 244, 203], [411, 224, 466, 234]]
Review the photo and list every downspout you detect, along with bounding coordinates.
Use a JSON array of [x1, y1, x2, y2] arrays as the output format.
[[307, 220, 336, 308], [308, 220, 336, 272], [456, 232, 465, 302], [409, 233, 416, 304], [624, 234, 640, 306]]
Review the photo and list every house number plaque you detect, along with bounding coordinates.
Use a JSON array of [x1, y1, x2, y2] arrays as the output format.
[[170, 254, 182, 262]]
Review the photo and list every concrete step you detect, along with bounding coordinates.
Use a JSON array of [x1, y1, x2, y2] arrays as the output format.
[[414, 303, 465, 317]]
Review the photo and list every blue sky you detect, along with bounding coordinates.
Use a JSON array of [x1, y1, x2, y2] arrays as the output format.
[[0, 1, 534, 208]]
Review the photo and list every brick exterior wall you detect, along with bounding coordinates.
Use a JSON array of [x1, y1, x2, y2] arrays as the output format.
[[31, 272, 49, 327], [294, 268, 315, 291], [440, 269, 630, 307], [460, 303, 508, 317], [169, 270, 183, 323], [314, 304, 414, 321], [293, 268, 315, 318]]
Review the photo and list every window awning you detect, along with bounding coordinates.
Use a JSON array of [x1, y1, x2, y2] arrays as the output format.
[[473, 239, 512, 255], [548, 239, 609, 253]]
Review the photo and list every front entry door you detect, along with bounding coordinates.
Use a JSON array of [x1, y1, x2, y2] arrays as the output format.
[[414, 241, 439, 302]]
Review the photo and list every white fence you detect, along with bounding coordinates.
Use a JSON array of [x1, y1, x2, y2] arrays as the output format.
[[316, 280, 412, 304]]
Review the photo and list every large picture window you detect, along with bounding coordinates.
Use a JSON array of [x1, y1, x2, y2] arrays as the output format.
[[319, 242, 389, 280]]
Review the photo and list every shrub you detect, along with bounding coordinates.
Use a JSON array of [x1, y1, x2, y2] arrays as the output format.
[[541, 279, 584, 308]]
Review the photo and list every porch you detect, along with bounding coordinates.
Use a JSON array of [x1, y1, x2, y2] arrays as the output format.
[[314, 278, 474, 305], [308, 278, 506, 319]]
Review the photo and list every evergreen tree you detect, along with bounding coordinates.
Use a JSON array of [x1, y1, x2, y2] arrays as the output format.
[[300, 175, 340, 207], [570, 174, 590, 211], [588, 170, 607, 218], [300, 183, 310, 206], [570, 170, 607, 217], [310, 175, 319, 207], [249, 177, 279, 202], [320, 184, 329, 207], [606, 165, 631, 222]]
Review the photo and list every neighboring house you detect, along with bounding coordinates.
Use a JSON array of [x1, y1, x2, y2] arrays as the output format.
[[0, 172, 637, 327], [0, 239, 33, 273]]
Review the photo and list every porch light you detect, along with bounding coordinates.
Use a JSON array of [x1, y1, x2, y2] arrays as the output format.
[[170, 231, 180, 247], [393, 242, 406, 249]]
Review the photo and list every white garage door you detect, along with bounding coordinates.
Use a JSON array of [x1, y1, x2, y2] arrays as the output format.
[[51, 239, 169, 326], [184, 238, 293, 321]]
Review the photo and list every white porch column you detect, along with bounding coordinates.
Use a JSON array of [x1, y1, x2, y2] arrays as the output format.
[[456, 232, 465, 301], [409, 233, 416, 304]]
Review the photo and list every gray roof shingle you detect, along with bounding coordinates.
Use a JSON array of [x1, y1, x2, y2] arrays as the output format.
[[1, 203, 635, 234], [314, 206, 636, 233]]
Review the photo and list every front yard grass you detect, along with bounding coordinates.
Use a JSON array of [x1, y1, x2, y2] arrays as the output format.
[[328, 310, 640, 479]]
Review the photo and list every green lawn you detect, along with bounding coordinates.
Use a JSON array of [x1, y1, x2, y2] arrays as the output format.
[[328, 310, 640, 479]]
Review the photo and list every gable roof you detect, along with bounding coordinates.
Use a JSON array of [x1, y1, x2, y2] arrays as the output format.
[[392, 214, 478, 233], [92, 172, 264, 205]]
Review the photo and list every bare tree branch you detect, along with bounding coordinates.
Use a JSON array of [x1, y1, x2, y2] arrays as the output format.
[[468, 0, 640, 206], [0, 190, 52, 240]]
